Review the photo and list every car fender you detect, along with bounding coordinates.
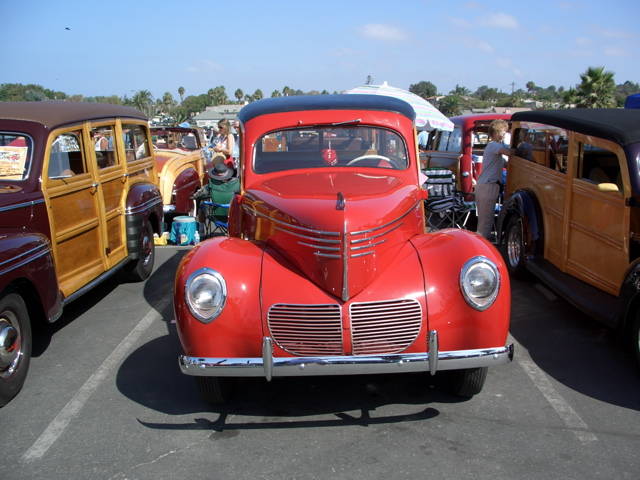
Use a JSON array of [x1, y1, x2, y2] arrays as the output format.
[[0, 233, 61, 323], [174, 237, 264, 357], [410, 229, 511, 352], [172, 167, 200, 213], [125, 183, 163, 258], [498, 189, 543, 258]]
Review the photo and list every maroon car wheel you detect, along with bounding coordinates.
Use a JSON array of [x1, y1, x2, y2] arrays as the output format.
[[125, 217, 155, 281], [0, 293, 31, 407]]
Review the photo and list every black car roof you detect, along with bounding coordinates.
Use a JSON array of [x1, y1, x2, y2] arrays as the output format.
[[238, 94, 416, 124], [0, 101, 147, 129], [511, 109, 640, 147]]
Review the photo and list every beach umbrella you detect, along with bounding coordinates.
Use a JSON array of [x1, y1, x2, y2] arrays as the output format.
[[345, 81, 454, 132]]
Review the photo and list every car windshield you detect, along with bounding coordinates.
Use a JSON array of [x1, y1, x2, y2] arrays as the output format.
[[152, 130, 199, 150], [0, 133, 32, 181], [254, 125, 408, 174]]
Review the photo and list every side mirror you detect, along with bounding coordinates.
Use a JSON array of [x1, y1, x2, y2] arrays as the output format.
[[597, 183, 619, 193]]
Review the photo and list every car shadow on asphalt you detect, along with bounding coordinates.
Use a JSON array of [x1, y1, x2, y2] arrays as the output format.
[[509, 278, 640, 411]]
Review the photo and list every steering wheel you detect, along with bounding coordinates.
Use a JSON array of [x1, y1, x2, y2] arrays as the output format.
[[346, 154, 400, 169]]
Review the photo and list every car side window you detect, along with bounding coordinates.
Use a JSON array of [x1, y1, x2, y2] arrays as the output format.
[[436, 131, 450, 152], [122, 124, 150, 161], [578, 143, 622, 191], [90, 126, 118, 169], [0, 133, 32, 181], [514, 125, 567, 174], [48, 131, 86, 178]]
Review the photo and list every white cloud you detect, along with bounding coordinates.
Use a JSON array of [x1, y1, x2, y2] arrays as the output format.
[[596, 28, 634, 39], [477, 41, 495, 53], [479, 12, 519, 29], [187, 60, 223, 73], [603, 47, 628, 57], [358, 24, 408, 42], [450, 17, 472, 28], [575, 37, 591, 46]]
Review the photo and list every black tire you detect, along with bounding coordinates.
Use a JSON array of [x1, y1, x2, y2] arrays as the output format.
[[0, 293, 32, 407], [196, 377, 231, 404], [631, 311, 640, 371], [503, 215, 528, 277], [444, 367, 488, 398], [125, 217, 155, 282]]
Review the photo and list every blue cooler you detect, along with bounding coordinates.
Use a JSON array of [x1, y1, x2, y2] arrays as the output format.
[[170, 216, 197, 245]]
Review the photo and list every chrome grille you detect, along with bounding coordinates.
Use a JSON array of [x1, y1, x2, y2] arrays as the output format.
[[268, 304, 343, 355], [350, 299, 422, 355]]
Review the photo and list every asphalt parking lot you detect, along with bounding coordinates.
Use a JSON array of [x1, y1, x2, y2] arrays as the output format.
[[1, 245, 639, 480]]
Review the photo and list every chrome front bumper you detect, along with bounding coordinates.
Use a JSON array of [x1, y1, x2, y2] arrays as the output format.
[[179, 331, 514, 380]]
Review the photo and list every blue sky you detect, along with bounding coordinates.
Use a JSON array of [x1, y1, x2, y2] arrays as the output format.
[[3, 0, 638, 100]]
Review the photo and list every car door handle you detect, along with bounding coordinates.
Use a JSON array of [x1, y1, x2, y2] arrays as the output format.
[[90, 182, 99, 194], [121, 172, 130, 183]]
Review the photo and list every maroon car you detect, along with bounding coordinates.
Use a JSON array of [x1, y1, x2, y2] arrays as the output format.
[[0, 102, 163, 406]]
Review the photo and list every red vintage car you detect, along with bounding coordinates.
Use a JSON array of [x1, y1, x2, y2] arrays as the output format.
[[174, 95, 513, 403], [422, 113, 512, 199]]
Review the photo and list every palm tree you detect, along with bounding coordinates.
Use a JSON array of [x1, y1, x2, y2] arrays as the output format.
[[162, 92, 176, 111], [178, 86, 185, 104], [271, 90, 282, 97], [449, 84, 470, 96], [282, 86, 291, 96], [574, 66, 617, 108], [131, 90, 154, 117], [253, 89, 263, 101], [234, 88, 244, 103]]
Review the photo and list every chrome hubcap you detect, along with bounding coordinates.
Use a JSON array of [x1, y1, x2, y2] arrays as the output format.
[[507, 220, 522, 268], [142, 229, 152, 266], [0, 314, 22, 378]]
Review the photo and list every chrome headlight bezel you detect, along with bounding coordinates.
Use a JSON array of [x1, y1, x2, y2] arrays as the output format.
[[185, 268, 227, 323], [459, 256, 500, 311]]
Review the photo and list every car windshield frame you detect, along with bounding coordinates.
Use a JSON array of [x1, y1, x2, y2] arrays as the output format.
[[252, 124, 410, 174], [0, 131, 34, 182]]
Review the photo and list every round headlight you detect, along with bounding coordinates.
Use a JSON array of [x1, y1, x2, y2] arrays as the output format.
[[459, 256, 500, 311], [185, 268, 227, 323]]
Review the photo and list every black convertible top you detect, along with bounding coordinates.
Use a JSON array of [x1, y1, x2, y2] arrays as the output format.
[[238, 94, 416, 124], [512, 109, 640, 147]]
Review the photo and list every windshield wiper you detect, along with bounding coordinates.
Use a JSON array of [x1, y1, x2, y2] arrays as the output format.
[[329, 118, 362, 126]]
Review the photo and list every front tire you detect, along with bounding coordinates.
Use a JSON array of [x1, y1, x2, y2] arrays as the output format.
[[196, 377, 231, 404], [125, 217, 155, 281], [0, 293, 32, 407], [444, 367, 488, 398]]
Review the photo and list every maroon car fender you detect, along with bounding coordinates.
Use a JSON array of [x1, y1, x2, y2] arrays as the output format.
[[0, 233, 61, 323], [173, 168, 200, 214], [410, 229, 511, 352], [125, 183, 163, 257], [175, 237, 264, 358]]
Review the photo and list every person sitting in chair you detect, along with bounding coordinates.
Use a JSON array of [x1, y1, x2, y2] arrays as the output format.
[[193, 163, 240, 232]]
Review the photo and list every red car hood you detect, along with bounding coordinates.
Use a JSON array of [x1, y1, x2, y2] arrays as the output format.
[[242, 171, 424, 300]]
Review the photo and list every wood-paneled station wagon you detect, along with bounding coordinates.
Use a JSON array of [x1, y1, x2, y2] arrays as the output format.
[[174, 95, 513, 403], [0, 102, 162, 406], [497, 108, 640, 367], [150, 126, 211, 219]]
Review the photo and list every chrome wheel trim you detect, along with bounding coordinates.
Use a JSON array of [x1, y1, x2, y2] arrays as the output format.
[[506, 218, 523, 269], [141, 224, 153, 267], [0, 312, 23, 379]]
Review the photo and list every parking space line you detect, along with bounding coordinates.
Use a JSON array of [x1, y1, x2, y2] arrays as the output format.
[[22, 305, 167, 463], [511, 336, 598, 444]]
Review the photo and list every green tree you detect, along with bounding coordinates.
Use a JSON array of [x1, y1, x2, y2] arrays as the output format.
[[252, 89, 264, 101], [234, 88, 244, 103], [131, 90, 154, 116], [207, 86, 228, 106], [178, 86, 185, 104], [282, 86, 291, 96], [574, 66, 616, 108], [449, 84, 470, 96], [271, 90, 282, 97], [409, 81, 437, 99], [162, 92, 176, 111], [525, 81, 536, 94], [437, 95, 463, 116]]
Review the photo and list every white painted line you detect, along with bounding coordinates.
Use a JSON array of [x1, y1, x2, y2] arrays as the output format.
[[511, 336, 597, 444], [22, 305, 166, 462]]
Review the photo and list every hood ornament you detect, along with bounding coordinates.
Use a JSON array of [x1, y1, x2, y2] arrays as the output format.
[[336, 192, 345, 211]]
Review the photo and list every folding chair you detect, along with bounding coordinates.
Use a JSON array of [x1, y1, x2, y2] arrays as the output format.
[[200, 200, 230, 237], [423, 168, 473, 231]]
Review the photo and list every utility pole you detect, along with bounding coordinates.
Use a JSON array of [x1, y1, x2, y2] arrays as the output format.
[[510, 81, 516, 94]]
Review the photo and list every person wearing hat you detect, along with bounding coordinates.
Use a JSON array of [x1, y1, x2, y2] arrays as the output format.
[[193, 163, 240, 231]]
